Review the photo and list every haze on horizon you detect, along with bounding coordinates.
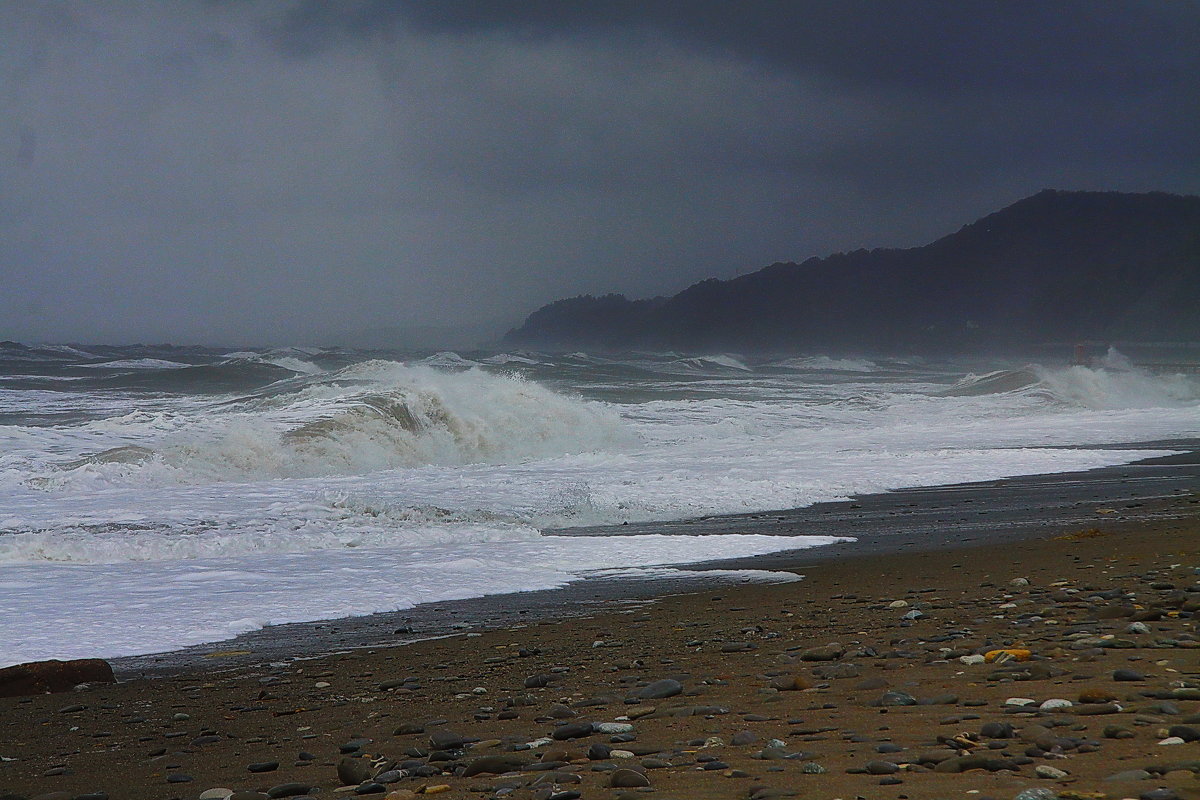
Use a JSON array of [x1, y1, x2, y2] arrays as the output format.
[[2, 1, 1198, 347]]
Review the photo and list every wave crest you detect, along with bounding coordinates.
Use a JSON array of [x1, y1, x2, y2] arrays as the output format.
[[940, 356, 1199, 410], [41, 363, 628, 486]]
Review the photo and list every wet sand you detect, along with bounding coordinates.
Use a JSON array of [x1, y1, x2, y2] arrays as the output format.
[[2, 456, 1198, 799]]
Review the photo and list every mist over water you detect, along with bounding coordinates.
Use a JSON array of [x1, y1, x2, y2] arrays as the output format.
[[1, 343, 1198, 665]]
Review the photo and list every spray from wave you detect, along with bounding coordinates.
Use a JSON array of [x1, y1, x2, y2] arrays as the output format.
[[939, 350, 1199, 410], [35, 362, 629, 487]]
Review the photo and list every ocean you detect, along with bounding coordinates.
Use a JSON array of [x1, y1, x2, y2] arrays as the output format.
[[2, 342, 1197, 667]]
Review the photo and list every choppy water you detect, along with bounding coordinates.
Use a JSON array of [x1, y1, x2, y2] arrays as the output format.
[[2, 341, 1197, 665]]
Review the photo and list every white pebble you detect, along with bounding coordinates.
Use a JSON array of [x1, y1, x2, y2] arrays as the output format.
[[593, 722, 634, 734], [1010, 577, 1030, 586], [959, 654, 986, 665], [887, 600, 909, 608], [1005, 697, 1037, 707], [1039, 698, 1073, 710], [1158, 736, 1186, 745], [314, 681, 331, 689], [1126, 622, 1150, 634], [609, 749, 635, 758]]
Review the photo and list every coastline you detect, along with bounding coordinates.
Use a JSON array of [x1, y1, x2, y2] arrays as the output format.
[[2, 454, 1197, 798], [109, 441, 1200, 679]]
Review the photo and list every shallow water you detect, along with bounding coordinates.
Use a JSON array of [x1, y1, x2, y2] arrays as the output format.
[[2, 342, 1197, 664]]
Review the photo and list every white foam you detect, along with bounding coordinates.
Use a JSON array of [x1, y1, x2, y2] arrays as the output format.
[[79, 358, 191, 369], [669, 354, 752, 372], [481, 353, 544, 365], [1, 351, 1197, 664], [8, 363, 628, 488], [1031, 363, 1199, 410], [771, 355, 877, 372], [418, 351, 482, 369], [0, 532, 844, 665]]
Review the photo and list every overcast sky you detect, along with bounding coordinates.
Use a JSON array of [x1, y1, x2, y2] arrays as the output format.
[[2, 1, 1197, 345]]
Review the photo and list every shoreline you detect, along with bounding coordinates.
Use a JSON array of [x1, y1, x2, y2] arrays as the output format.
[[108, 442, 1200, 680], [2, 463, 1197, 798]]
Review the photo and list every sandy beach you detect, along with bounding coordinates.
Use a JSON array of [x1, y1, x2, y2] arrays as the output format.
[[2, 465, 1198, 800]]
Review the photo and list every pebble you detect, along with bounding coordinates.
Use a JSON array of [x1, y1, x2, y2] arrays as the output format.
[[266, 784, 311, 798], [199, 791, 234, 800], [1140, 790, 1180, 800], [1168, 724, 1200, 741], [1103, 724, 1135, 739], [340, 737, 373, 753], [337, 757, 374, 786], [587, 742, 612, 759], [551, 721, 594, 740], [428, 730, 466, 749], [1005, 697, 1037, 707], [1078, 688, 1118, 703], [1106, 769, 1152, 781], [636, 678, 683, 699], [980, 721, 1014, 738], [1035, 764, 1069, 779], [799, 643, 844, 661], [248, 761, 279, 773], [1113, 668, 1147, 681], [1039, 698, 1073, 710], [1014, 790, 1057, 800], [462, 755, 529, 776], [876, 690, 917, 706], [609, 768, 651, 788]]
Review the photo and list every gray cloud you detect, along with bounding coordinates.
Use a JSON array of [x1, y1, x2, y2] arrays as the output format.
[[1, 1, 1197, 345]]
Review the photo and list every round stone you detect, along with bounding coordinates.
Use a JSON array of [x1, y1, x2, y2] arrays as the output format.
[[609, 768, 651, 788]]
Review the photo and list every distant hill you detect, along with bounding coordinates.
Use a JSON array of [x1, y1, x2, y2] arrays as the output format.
[[505, 190, 1200, 353]]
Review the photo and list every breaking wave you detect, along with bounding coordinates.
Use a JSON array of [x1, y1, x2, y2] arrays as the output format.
[[80, 358, 191, 370], [668, 354, 752, 372], [771, 355, 877, 372], [38, 362, 628, 486], [940, 356, 1199, 410]]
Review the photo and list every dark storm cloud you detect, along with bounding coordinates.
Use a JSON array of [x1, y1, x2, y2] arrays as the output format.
[[273, 0, 1198, 92], [1, 1, 1196, 345]]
